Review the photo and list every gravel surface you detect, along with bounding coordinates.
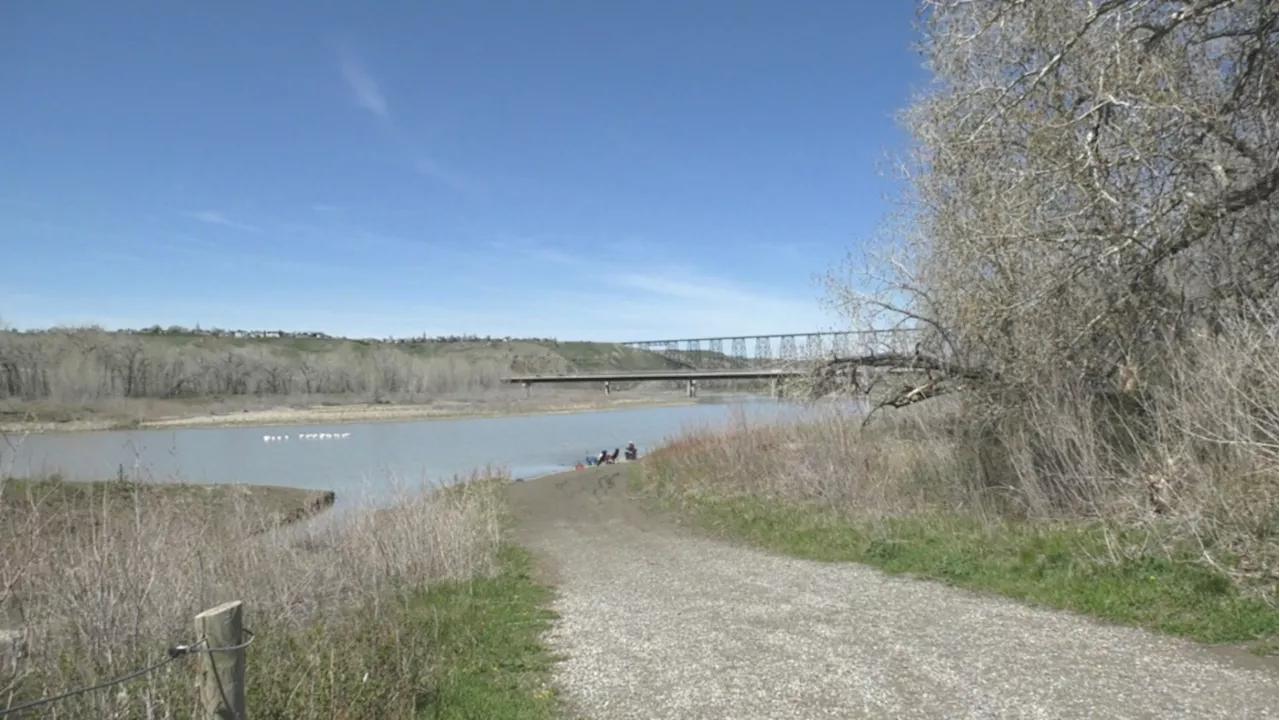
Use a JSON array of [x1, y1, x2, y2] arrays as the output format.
[[508, 466, 1278, 719]]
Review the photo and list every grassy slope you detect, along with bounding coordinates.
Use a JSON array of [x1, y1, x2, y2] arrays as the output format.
[[631, 468, 1279, 655], [115, 332, 727, 374]]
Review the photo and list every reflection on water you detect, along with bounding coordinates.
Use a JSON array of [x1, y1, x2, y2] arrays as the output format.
[[3, 396, 824, 510]]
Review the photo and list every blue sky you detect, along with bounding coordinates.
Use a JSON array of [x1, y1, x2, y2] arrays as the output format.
[[2, 1, 926, 341]]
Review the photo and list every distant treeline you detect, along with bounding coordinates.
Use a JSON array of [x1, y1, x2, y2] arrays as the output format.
[[2, 324, 561, 345], [0, 329, 506, 404]]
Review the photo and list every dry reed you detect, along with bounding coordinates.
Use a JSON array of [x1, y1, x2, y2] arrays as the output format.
[[0, 464, 505, 719]]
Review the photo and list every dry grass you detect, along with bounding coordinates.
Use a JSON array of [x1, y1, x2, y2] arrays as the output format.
[[0, 466, 506, 718], [644, 315, 1279, 607]]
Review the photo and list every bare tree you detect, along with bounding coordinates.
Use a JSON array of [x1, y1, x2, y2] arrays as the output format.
[[0, 332, 507, 405], [830, 0, 1276, 405], [820, 0, 1278, 570]]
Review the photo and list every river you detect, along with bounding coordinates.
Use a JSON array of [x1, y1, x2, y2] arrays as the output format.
[[2, 396, 810, 510]]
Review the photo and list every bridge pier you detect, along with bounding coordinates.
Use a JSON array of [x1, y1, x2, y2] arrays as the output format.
[[771, 376, 782, 399], [686, 378, 698, 398], [523, 381, 531, 398], [604, 380, 611, 396]]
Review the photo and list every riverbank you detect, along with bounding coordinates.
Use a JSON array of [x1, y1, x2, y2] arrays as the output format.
[[0, 470, 565, 718], [0, 388, 706, 435], [0, 476, 336, 538]]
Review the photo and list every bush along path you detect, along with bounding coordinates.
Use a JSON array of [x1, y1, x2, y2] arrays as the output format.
[[506, 465, 1278, 720]]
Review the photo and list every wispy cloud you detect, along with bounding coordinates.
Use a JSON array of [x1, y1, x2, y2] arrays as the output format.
[[336, 50, 479, 195], [0, 197, 49, 213], [606, 271, 833, 338], [80, 231, 335, 276], [412, 156, 478, 194], [7, 218, 77, 236], [479, 236, 838, 339], [8, 224, 834, 341], [339, 54, 389, 120], [484, 236, 580, 266], [186, 210, 262, 233]]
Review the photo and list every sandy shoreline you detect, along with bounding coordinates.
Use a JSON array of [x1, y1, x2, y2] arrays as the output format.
[[0, 395, 699, 435]]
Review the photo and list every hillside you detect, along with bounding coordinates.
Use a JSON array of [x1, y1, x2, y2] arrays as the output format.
[[0, 329, 755, 428], [123, 333, 716, 372]]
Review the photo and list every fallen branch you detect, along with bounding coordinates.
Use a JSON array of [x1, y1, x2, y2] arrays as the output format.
[[819, 352, 991, 381], [803, 351, 991, 400], [860, 379, 957, 429]]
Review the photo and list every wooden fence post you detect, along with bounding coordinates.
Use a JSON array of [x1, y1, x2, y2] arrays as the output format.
[[195, 600, 247, 719]]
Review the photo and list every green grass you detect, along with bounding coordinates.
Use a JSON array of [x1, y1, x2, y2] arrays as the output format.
[[28, 327, 760, 373], [634, 474, 1278, 652], [538, 341, 675, 371], [247, 544, 561, 718], [414, 545, 561, 719]]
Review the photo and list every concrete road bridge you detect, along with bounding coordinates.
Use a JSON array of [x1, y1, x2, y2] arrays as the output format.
[[501, 329, 917, 398], [504, 368, 804, 398]]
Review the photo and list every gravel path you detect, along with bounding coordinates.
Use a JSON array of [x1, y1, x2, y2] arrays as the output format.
[[508, 466, 1278, 719]]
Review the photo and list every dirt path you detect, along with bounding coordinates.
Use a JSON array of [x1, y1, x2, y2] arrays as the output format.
[[507, 466, 1278, 720]]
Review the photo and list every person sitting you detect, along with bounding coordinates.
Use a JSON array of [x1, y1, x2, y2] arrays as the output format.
[[624, 442, 638, 461], [596, 449, 609, 466], [609, 448, 620, 463]]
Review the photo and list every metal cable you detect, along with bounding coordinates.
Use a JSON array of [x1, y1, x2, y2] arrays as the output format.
[[0, 627, 254, 718], [0, 654, 180, 718]]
